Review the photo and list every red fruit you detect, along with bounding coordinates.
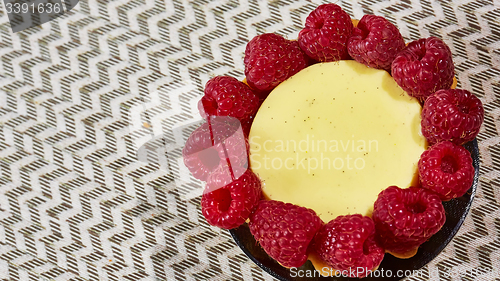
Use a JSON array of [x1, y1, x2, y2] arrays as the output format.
[[201, 169, 262, 229], [418, 141, 474, 201], [198, 76, 260, 122], [372, 186, 446, 256], [249, 200, 323, 268], [182, 116, 248, 181], [421, 89, 484, 145], [391, 37, 455, 99], [313, 214, 384, 278], [244, 33, 309, 96], [347, 15, 405, 71], [298, 4, 353, 62], [240, 116, 255, 137]]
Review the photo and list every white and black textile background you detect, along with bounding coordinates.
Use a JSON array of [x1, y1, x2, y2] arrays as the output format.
[[0, 0, 499, 280]]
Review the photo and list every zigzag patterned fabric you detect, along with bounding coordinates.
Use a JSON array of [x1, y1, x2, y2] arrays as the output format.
[[0, 0, 499, 280]]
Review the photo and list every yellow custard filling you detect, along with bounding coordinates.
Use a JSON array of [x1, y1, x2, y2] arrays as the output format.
[[249, 60, 427, 223]]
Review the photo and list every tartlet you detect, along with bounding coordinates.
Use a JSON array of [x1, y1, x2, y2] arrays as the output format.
[[183, 3, 483, 279]]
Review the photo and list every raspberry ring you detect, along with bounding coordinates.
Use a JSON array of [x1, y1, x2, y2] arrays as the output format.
[[183, 3, 483, 279]]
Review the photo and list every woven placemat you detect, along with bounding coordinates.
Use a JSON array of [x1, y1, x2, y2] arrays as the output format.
[[0, 0, 499, 280]]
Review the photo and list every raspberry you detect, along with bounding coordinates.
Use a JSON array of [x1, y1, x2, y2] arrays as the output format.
[[240, 116, 254, 137], [249, 200, 323, 268], [418, 141, 474, 201], [347, 15, 405, 71], [198, 76, 260, 122], [298, 4, 354, 62], [182, 116, 248, 181], [421, 89, 484, 145], [372, 186, 446, 257], [312, 214, 384, 278], [391, 37, 455, 100], [201, 169, 262, 229], [244, 33, 309, 96]]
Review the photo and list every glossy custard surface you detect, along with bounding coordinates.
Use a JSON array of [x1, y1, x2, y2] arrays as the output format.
[[249, 60, 427, 222]]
